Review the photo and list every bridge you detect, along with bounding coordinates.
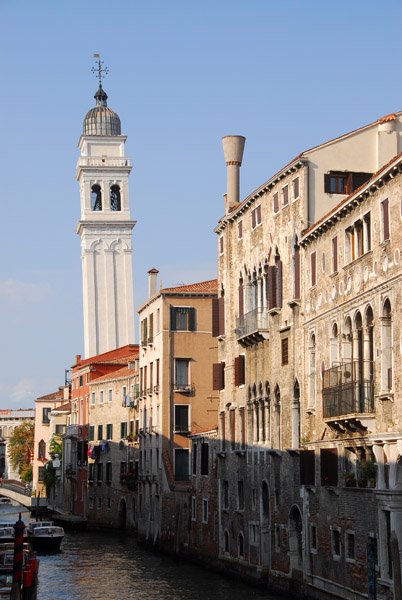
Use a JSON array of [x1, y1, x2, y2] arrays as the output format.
[[0, 481, 34, 509]]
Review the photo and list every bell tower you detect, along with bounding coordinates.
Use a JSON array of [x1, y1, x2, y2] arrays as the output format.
[[75, 56, 136, 358]]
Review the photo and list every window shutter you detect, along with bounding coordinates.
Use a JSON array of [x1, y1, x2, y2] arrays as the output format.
[[234, 356, 240, 387], [294, 246, 300, 298], [276, 262, 283, 308], [251, 209, 256, 229], [382, 198, 390, 240], [235, 355, 245, 387], [273, 192, 279, 213], [300, 450, 315, 485], [324, 174, 330, 193], [212, 298, 219, 337], [188, 308, 196, 331], [268, 266, 276, 310], [170, 306, 176, 331], [311, 252, 316, 286], [213, 363, 224, 390], [332, 236, 338, 272], [149, 313, 153, 340], [256, 205, 262, 224], [218, 296, 225, 336], [238, 284, 244, 317]]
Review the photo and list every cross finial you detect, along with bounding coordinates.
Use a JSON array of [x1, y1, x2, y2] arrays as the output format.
[[91, 54, 109, 85]]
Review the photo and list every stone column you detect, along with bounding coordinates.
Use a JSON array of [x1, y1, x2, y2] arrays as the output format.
[[373, 444, 385, 489]]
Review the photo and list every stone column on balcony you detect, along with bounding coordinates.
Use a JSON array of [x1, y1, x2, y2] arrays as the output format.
[[373, 444, 385, 489]]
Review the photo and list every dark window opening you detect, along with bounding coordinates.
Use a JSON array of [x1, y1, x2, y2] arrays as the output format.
[[110, 185, 121, 211], [174, 405, 189, 433], [300, 450, 315, 485], [201, 442, 209, 476], [321, 448, 338, 486], [91, 184, 102, 211]]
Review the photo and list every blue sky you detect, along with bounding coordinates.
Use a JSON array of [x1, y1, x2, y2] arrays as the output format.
[[1, 0, 402, 409]]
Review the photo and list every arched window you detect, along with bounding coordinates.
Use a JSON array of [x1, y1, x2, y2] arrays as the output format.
[[38, 439, 46, 459], [381, 299, 392, 392], [110, 185, 121, 211], [330, 323, 339, 367], [364, 306, 374, 408], [308, 334, 316, 409], [91, 184, 102, 211], [292, 380, 300, 448], [273, 385, 280, 449], [289, 505, 303, 570], [293, 236, 301, 299], [224, 530, 230, 553]]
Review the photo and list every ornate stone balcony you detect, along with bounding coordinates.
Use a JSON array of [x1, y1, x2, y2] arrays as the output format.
[[236, 307, 269, 347]]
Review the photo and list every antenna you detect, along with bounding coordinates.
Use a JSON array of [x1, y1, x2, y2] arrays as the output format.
[[91, 54, 109, 85]]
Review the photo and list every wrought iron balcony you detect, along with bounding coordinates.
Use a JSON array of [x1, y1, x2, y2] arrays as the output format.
[[322, 361, 374, 420], [236, 307, 269, 346]]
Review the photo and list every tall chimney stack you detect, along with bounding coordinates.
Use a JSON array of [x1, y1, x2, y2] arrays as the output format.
[[148, 268, 159, 298], [222, 135, 246, 213]]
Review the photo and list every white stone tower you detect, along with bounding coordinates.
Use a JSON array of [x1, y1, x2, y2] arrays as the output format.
[[75, 64, 136, 358]]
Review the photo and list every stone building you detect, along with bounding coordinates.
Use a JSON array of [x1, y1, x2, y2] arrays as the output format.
[[136, 271, 219, 547], [86, 356, 139, 528], [211, 114, 402, 599]]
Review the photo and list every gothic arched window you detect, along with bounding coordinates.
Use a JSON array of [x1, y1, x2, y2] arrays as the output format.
[[110, 185, 121, 211], [38, 439, 46, 459], [91, 184, 102, 211]]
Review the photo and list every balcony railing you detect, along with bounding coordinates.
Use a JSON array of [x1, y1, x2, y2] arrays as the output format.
[[322, 361, 374, 418], [236, 307, 269, 346]]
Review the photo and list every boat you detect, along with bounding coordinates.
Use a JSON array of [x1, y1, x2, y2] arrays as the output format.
[[0, 528, 14, 545], [28, 525, 64, 553], [26, 520, 54, 536], [0, 542, 39, 598], [0, 499, 11, 507]]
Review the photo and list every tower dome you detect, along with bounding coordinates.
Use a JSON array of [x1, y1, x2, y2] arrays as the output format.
[[83, 84, 121, 136]]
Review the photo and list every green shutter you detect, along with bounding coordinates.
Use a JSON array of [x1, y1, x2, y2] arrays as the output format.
[[170, 306, 176, 331], [188, 308, 196, 331]]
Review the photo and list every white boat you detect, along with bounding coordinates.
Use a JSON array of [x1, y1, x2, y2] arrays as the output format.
[[28, 525, 64, 553]]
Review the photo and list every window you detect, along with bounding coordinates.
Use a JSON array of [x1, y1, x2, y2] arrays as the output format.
[[293, 177, 300, 199], [110, 184, 121, 211], [325, 171, 371, 195], [200, 442, 209, 475], [310, 251, 317, 287], [300, 450, 315, 485], [239, 407, 245, 449], [275, 525, 281, 552], [251, 205, 262, 229], [222, 481, 229, 509], [212, 362, 225, 390], [234, 355, 245, 386], [170, 307, 195, 331], [191, 497, 196, 520], [219, 236, 224, 254], [268, 253, 283, 309], [202, 499, 208, 523], [42, 408, 51, 424], [321, 448, 338, 486], [156, 359, 160, 388], [86, 373, 89, 384], [99, 390, 104, 405], [237, 481, 244, 510], [212, 296, 225, 338], [89, 426, 94, 442], [293, 241, 300, 299], [97, 462, 103, 482], [97, 497, 102, 509], [381, 198, 390, 241], [174, 405, 189, 433], [282, 185, 289, 206], [273, 192, 279, 213], [310, 524, 317, 552], [38, 467, 44, 482], [106, 462, 112, 483], [148, 313, 153, 343], [331, 236, 338, 273], [331, 527, 341, 558], [238, 533, 244, 558], [108, 389, 112, 403], [91, 184, 102, 211], [106, 424, 113, 440], [55, 424, 66, 435], [38, 440, 46, 459], [121, 422, 127, 438], [238, 221, 243, 239], [174, 359, 190, 391], [192, 443, 197, 475], [88, 463, 94, 482], [224, 530, 230, 553], [174, 449, 189, 481], [97, 425, 103, 441], [281, 338, 289, 366], [141, 318, 148, 346], [250, 522, 259, 546], [79, 375, 83, 387], [346, 531, 355, 561], [91, 392, 95, 405]]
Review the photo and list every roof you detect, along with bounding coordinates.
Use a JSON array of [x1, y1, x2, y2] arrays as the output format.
[[94, 352, 139, 366], [89, 365, 137, 384], [72, 345, 139, 369], [36, 390, 64, 401], [161, 279, 218, 294], [51, 402, 71, 413]]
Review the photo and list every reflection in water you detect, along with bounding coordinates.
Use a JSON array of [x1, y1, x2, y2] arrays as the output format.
[[37, 530, 282, 600]]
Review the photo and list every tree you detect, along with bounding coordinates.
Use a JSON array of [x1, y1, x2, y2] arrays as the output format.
[[8, 421, 34, 482]]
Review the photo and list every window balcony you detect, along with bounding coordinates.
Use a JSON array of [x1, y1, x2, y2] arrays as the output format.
[[236, 307, 269, 347], [173, 383, 193, 393], [322, 361, 374, 431]]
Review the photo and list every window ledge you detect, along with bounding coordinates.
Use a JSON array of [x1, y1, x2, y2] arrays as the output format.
[[217, 451, 227, 458], [268, 307, 281, 316], [343, 249, 373, 270], [287, 299, 300, 308], [305, 408, 316, 415], [377, 392, 394, 402]]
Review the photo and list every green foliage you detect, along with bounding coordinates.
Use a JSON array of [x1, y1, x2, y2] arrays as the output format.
[[21, 464, 32, 483], [43, 462, 56, 497], [49, 434, 62, 460], [7, 422, 34, 481]]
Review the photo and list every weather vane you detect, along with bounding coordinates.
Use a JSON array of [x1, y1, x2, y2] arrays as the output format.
[[91, 54, 109, 85]]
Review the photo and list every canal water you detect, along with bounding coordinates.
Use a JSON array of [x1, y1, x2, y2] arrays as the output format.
[[1, 506, 284, 600]]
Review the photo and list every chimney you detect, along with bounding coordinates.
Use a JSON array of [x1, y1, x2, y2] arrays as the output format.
[[148, 268, 159, 298], [75, 355, 81, 364], [222, 135, 246, 213]]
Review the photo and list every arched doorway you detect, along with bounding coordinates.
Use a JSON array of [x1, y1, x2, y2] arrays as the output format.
[[288, 505, 303, 571]]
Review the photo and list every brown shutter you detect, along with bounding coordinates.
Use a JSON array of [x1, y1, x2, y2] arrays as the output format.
[[332, 236, 338, 272], [324, 174, 330, 193], [256, 205, 262, 224], [382, 198, 390, 240], [213, 363, 224, 390], [251, 209, 256, 229], [212, 298, 219, 337], [294, 245, 300, 299], [234, 356, 240, 387], [311, 252, 316, 287], [238, 221, 243, 239], [277, 261, 283, 308], [239, 355, 245, 386], [218, 296, 225, 336], [268, 266, 276, 310], [238, 284, 244, 317], [273, 192, 279, 213]]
